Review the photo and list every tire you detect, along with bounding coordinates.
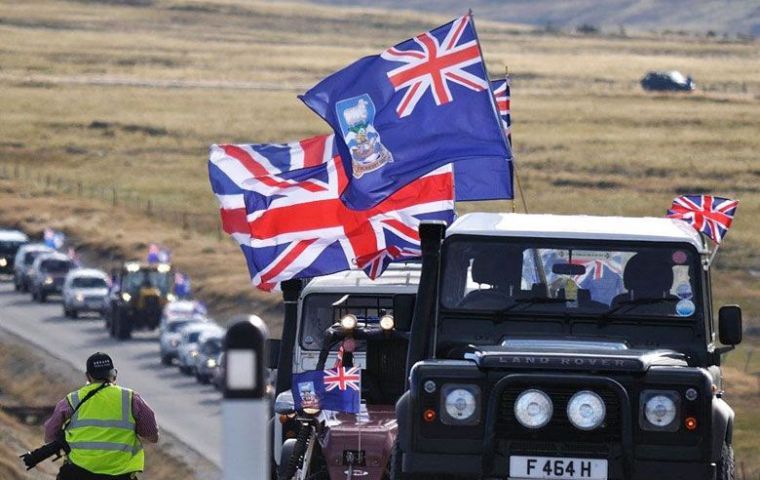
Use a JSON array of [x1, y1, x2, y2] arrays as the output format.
[[161, 354, 172, 366], [390, 441, 455, 480], [63, 306, 70, 318], [717, 441, 735, 480], [279, 426, 311, 480], [39, 291, 47, 303], [114, 309, 132, 340], [21, 280, 28, 293], [70, 309, 78, 319]]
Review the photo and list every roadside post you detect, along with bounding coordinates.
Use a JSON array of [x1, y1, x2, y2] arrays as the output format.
[[223, 315, 269, 480]]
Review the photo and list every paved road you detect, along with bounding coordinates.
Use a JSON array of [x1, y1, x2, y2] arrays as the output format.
[[0, 282, 223, 467]]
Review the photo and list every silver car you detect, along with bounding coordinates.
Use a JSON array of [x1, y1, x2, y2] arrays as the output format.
[[62, 268, 110, 318], [194, 328, 225, 384], [0, 229, 28, 276], [159, 315, 207, 366], [13, 243, 53, 292], [176, 322, 221, 375]]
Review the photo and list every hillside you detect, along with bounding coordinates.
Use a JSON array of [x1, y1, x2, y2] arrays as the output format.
[[309, 0, 760, 36]]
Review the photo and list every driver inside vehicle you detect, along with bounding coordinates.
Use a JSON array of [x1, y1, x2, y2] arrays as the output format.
[[457, 246, 524, 309]]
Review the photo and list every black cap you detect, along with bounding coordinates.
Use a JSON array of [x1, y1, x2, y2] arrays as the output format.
[[86, 352, 115, 380]]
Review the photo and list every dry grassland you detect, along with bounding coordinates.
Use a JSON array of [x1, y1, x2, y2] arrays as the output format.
[[0, 0, 759, 475]]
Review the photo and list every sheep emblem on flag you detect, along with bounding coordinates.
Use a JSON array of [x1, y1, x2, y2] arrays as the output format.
[[336, 94, 393, 178]]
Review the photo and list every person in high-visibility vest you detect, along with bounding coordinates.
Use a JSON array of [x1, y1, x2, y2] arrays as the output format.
[[43, 352, 159, 480]]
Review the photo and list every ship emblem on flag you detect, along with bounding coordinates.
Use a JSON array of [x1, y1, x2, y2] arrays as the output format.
[[381, 15, 487, 118], [667, 195, 738, 244]]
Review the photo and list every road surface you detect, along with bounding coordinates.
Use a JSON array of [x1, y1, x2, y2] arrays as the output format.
[[0, 281, 223, 468]]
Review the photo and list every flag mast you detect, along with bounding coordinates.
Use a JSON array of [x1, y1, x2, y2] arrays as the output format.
[[505, 65, 529, 214]]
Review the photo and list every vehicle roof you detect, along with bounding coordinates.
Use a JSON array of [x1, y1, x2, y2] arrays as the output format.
[[0, 230, 29, 242], [33, 251, 73, 265], [447, 213, 707, 253], [66, 268, 108, 279], [302, 263, 420, 295], [18, 243, 53, 253], [180, 322, 219, 336]]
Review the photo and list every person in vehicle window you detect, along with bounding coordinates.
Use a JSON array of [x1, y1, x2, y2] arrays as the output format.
[[43, 352, 159, 480]]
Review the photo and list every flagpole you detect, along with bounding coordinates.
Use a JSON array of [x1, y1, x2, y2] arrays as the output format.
[[508, 65, 516, 214]]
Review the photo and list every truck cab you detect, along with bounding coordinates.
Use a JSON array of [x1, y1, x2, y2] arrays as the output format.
[[273, 264, 419, 479], [395, 213, 742, 480]]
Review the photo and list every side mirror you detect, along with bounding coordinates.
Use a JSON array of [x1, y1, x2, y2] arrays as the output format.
[[266, 338, 282, 370], [393, 294, 416, 331], [274, 390, 294, 415], [718, 305, 742, 346]]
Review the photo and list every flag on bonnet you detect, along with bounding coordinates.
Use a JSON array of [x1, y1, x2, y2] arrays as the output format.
[[301, 14, 511, 210]]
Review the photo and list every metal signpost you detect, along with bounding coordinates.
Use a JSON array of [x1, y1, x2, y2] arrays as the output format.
[[223, 315, 270, 480]]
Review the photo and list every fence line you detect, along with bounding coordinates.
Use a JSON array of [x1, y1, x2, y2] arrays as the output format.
[[0, 161, 225, 240]]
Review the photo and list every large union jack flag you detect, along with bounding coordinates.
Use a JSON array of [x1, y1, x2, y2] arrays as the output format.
[[208, 134, 455, 291], [381, 15, 487, 118], [667, 195, 738, 244], [491, 77, 511, 146]]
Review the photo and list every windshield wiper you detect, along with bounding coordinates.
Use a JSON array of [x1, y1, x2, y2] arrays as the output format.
[[493, 297, 568, 317], [601, 297, 678, 319]]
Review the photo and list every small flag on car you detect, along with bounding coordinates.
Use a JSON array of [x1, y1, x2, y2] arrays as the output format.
[[667, 195, 738, 244]]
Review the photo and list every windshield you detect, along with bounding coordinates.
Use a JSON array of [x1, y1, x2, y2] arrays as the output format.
[[0, 241, 24, 255], [185, 331, 202, 343], [441, 237, 701, 319], [124, 270, 170, 294], [202, 339, 222, 355], [168, 320, 197, 333], [299, 293, 394, 351], [24, 250, 46, 266], [41, 259, 74, 274], [72, 277, 107, 289]]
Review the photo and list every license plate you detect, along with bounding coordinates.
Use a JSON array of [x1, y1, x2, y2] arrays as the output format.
[[509, 456, 607, 479]]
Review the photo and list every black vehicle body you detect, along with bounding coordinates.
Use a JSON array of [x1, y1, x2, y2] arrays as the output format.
[[394, 214, 741, 480], [29, 253, 76, 302], [0, 229, 28, 275], [106, 262, 174, 340], [641, 71, 695, 92]]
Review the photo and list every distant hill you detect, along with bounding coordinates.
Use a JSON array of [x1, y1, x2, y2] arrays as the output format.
[[306, 0, 760, 36]]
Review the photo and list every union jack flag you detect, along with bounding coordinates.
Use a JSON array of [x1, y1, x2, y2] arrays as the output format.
[[323, 366, 361, 392], [381, 15, 488, 118], [491, 77, 511, 146], [208, 134, 455, 291], [667, 195, 738, 244]]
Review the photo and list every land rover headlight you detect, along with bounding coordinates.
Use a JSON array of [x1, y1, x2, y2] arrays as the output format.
[[206, 358, 217, 368], [379, 314, 395, 330], [75, 293, 85, 302], [441, 385, 480, 425], [0, 258, 6, 267], [514, 389, 553, 429], [121, 292, 132, 302], [340, 314, 357, 330], [640, 390, 680, 431], [567, 390, 606, 430]]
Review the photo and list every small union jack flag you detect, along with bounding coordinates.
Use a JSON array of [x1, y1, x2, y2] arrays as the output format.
[[381, 15, 488, 118], [323, 366, 361, 392], [667, 195, 738, 244], [491, 77, 511, 146]]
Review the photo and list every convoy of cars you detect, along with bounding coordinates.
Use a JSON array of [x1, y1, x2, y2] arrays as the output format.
[[0, 215, 745, 480]]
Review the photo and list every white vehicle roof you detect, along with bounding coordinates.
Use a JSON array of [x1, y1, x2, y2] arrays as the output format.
[[302, 263, 420, 296], [0, 230, 29, 242], [180, 322, 218, 336], [164, 300, 203, 315], [66, 268, 108, 280], [18, 243, 53, 253], [447, 213, 706, 253]]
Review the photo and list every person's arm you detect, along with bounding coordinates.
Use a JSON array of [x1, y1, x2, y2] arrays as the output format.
[[43, 398, 73, 443], [131, 392, 159, 443]]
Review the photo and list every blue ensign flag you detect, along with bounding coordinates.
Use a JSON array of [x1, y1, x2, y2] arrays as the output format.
[[292, 367, 361, 414], [300, 15, 511, 210]]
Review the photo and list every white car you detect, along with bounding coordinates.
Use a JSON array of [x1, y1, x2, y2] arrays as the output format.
[[62, 268, 110, 318], [159, 315, 208, 366], [159, 299, 207, 331], [13, 243, 53, 292], [176, 322, 220, 375]]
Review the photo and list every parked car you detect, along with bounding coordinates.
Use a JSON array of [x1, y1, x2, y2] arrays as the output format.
[[641, 70, 695, 91], [159, 315, 207, 366], [62, 268, 110, 318], [13, 243, 54, 292], [28, 252, 76, 302], [176, 322, 219, 375], [0, 229, 28, 276], [194, 327, 225, 384]]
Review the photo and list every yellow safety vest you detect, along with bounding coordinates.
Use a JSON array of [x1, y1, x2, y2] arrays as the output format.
[[65, 382, 144, 475]]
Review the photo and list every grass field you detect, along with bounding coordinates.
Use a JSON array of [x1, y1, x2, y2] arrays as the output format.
[[1, 0, 759, 475]]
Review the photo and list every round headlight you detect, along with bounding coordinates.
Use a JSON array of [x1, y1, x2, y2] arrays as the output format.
[[75, 293, 85, 302], [121, 292, 132, 302], [379, 314, 395, 330], [340, 314, 357, 330], [645, 395, 677, 427], [567, 390, 606, 431], [444, 388, 477, 421], [514, 389, 553, 429]]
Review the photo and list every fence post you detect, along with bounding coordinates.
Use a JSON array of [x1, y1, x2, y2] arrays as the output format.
[[146, 199, 152, 216]]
